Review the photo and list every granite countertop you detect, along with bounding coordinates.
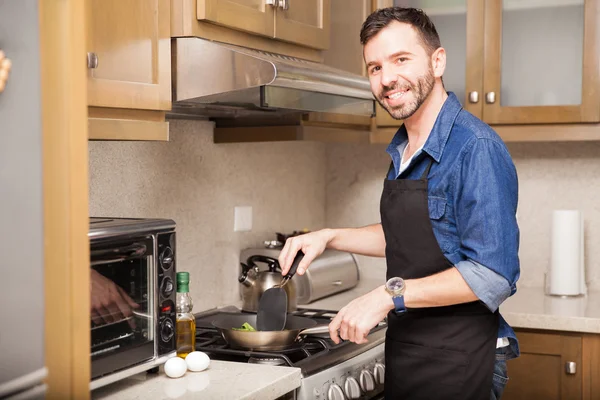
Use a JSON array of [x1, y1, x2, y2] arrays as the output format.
[[300, 277, 600, 334], [91, 360, 301, 400]]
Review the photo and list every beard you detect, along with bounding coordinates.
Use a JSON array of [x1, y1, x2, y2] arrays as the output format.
[[376, 67, 435, 120]]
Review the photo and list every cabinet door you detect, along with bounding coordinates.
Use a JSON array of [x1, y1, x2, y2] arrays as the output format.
[[503, 330, 582, 400], [375, 0, 484, 128], [87, 0, 171, 110], [482, 0, 600, 124], [274, 0, 331, 50], [197, 0, 275, 37]]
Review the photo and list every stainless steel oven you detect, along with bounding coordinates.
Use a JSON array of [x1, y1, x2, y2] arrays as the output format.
[[88, 217, 177, 390]]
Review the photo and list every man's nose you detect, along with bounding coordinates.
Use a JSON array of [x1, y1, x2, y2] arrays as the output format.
[[380, 67, 397, 88]]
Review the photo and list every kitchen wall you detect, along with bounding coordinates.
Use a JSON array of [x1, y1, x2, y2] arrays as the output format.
[[325, 140, 600, 291], [89, 119, 327, 311]]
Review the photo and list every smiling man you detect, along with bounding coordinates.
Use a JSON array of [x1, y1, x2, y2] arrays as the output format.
[[279, 7, 520, 400]]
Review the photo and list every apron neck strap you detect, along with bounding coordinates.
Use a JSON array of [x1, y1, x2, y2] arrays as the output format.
[[420, 157, 434, 180]]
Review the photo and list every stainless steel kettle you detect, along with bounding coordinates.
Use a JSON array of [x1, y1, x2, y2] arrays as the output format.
[[238, 255, 297, 313]]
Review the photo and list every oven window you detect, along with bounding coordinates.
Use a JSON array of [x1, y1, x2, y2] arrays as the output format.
[[90, 238, 154, 361]]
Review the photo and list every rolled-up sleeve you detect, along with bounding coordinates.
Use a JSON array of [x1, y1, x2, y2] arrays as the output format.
[[454, 137, 520, 296], [455, 259, 511, 312]]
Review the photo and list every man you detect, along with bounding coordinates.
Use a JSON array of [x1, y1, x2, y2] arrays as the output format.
[[279, 7, 520, 400]]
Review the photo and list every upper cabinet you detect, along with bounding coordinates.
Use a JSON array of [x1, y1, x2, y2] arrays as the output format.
[[196, 0, 331, 49], [375, 0, 600, 128], [87, 0, 171, 111]]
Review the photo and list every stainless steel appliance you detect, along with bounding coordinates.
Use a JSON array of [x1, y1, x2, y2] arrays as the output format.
[[170, 38, 375, 120], [240, 237, 360, 305], [195, 307, 386, 400], [89, 217, 177, 390]]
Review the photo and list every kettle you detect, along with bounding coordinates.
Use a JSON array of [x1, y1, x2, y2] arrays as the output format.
[[238, 255, 297, 313]]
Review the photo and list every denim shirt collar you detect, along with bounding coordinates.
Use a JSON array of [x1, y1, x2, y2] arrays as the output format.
[[385, 92, 462, 164]]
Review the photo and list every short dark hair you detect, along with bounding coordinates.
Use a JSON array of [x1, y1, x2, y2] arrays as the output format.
[[360, 7, 441, 55]]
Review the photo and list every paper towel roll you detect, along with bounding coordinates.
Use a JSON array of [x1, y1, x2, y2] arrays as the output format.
[[548, 210, 586, 296]]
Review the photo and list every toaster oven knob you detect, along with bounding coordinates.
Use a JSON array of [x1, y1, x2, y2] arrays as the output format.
[[161, 319, 174, 342], [327, 383, 345, 400], [160, 247, 174, 270], [161, 277, 174, 297], [344, 377, 361, 399], [374, 362, 385, 385], [359, 370, 375, 393]]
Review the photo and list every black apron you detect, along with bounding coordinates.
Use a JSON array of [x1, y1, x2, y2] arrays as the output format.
[[380, 158, 498, 400]]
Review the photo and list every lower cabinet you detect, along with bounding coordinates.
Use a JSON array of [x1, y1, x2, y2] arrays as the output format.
[[503, 329, 600, 400]]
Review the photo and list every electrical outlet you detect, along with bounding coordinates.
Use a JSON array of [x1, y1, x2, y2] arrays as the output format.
[[234, 206, 252, 232]]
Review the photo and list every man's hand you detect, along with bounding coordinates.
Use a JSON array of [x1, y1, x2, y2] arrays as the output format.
[[91, 269, 140, 328], [329, 285, 394, 344], [278, 229, 335, 276]]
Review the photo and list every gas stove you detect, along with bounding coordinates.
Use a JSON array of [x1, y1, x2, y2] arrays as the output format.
[[194, 306, 386, 400]]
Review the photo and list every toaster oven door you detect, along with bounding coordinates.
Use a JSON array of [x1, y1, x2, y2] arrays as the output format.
[[90, 236, 155, 379]]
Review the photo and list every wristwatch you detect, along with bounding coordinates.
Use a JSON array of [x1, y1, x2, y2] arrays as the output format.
[[385, 277, 407, 313]]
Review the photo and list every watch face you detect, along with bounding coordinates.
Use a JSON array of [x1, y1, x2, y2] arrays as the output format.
[[387, 277, 404, 292]]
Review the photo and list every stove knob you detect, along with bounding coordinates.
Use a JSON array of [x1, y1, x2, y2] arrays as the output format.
[[344, 377, 361, 399], [359, 370, 375, 393], [374, 362, 385, 385], [327, 383, 345, 400]]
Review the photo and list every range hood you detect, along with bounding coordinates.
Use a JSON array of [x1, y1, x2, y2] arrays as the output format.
[[170, 38, 375, 121]]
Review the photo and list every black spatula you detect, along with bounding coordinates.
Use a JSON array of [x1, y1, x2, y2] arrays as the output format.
[[256, 251, 304, 331]]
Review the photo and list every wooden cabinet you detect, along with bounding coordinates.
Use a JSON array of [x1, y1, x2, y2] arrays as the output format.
[[372, 0, 600, 132], [87, 0, 171, 111], [196, 0, 330, 49], [503, 329, 600, 400]]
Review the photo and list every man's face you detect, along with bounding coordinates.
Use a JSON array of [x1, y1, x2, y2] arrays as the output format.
[[363, 21, 437, 120]]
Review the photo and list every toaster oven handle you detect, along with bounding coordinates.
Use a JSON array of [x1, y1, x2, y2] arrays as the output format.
[[91, 243, 148, 265]]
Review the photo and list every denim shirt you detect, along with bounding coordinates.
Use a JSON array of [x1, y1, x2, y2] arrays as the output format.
[[385, 92, 520, 358]]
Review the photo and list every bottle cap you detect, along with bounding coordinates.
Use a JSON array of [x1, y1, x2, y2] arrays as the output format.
[[177, 272, 190, 293]]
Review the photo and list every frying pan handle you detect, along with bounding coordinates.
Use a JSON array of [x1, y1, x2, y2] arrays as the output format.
[[299, 324, 331, 335]]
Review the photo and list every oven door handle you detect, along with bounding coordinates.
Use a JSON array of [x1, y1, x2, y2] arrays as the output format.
[[91, 243, 148, 265]]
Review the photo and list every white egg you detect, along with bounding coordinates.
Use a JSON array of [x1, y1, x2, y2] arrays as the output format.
[[185, 351, 211, 372], [164, 356, 187, 378]]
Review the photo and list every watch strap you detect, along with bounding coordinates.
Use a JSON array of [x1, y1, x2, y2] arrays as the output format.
[[392, 295, 406, 314]]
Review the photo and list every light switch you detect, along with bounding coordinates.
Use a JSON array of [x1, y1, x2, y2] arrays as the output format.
[[234, 206, 252, 232]]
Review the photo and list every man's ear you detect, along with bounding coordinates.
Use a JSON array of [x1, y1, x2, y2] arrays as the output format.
[[431, 47, 446, 78]]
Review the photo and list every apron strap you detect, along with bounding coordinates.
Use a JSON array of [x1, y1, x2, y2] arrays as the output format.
[[420, 157, 434, 180]]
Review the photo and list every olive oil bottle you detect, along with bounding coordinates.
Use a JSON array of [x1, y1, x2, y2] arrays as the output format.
[[176, 271, 196, 358]]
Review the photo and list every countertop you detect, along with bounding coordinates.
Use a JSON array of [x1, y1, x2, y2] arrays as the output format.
[[91, 360, 301, 400], [300, 277, 600, 334]]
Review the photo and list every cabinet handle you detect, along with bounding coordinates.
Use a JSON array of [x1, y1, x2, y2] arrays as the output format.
[[265, 0, 277, 6], [485, 91, 496, 104], [468, 91, 479, 104], [565, 362, 577, 375], [87, 52, 98, 69], [278, 0, 289, 10], [0, 50, 12, 93]]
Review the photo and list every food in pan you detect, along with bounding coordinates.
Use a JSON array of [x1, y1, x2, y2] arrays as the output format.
[[231, 322, 257, 331]]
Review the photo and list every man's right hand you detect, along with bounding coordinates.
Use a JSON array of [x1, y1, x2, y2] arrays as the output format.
[[91, 269, 140, 328], [278, 229, 334, 276]]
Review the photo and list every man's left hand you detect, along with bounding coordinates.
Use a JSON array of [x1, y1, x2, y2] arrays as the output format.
[[329, 285, 394, 344]]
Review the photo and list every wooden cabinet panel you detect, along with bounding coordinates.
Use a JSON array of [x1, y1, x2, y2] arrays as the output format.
[[482, 0, 600, 124], [197, 0, 274, 37], [87, 0, 171, 110], [274, 0, 331, 49], [503, 330, 582, 400]]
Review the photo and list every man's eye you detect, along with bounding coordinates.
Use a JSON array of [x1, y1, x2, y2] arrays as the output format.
[[397, 57, 408, 63], [370, 66, 381, 74]]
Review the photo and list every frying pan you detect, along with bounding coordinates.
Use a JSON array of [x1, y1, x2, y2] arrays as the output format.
[[211, 313, 331, 351]]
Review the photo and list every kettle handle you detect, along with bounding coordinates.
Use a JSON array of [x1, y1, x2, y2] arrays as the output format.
[[246, 255, 281, 272]]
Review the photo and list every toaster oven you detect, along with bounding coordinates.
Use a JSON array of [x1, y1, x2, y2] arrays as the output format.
[[88, 217, 177, 390]]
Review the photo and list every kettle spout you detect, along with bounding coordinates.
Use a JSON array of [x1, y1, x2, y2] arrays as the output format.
[[238, 262, 255, 287]]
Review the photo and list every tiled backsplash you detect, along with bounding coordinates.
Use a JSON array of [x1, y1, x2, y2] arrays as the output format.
[[89, 119, 600, 313], [89, 119, 327, 311], [325, 140, 600, 291]]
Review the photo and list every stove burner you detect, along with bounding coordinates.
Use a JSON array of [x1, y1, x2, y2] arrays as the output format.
[[248, 357, 287, 366]]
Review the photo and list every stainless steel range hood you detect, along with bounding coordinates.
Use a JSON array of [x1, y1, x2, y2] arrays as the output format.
[[170, 38, 375, 120]]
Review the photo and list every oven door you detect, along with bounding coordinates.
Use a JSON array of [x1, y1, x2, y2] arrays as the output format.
[[90, 236, 155, 379]]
